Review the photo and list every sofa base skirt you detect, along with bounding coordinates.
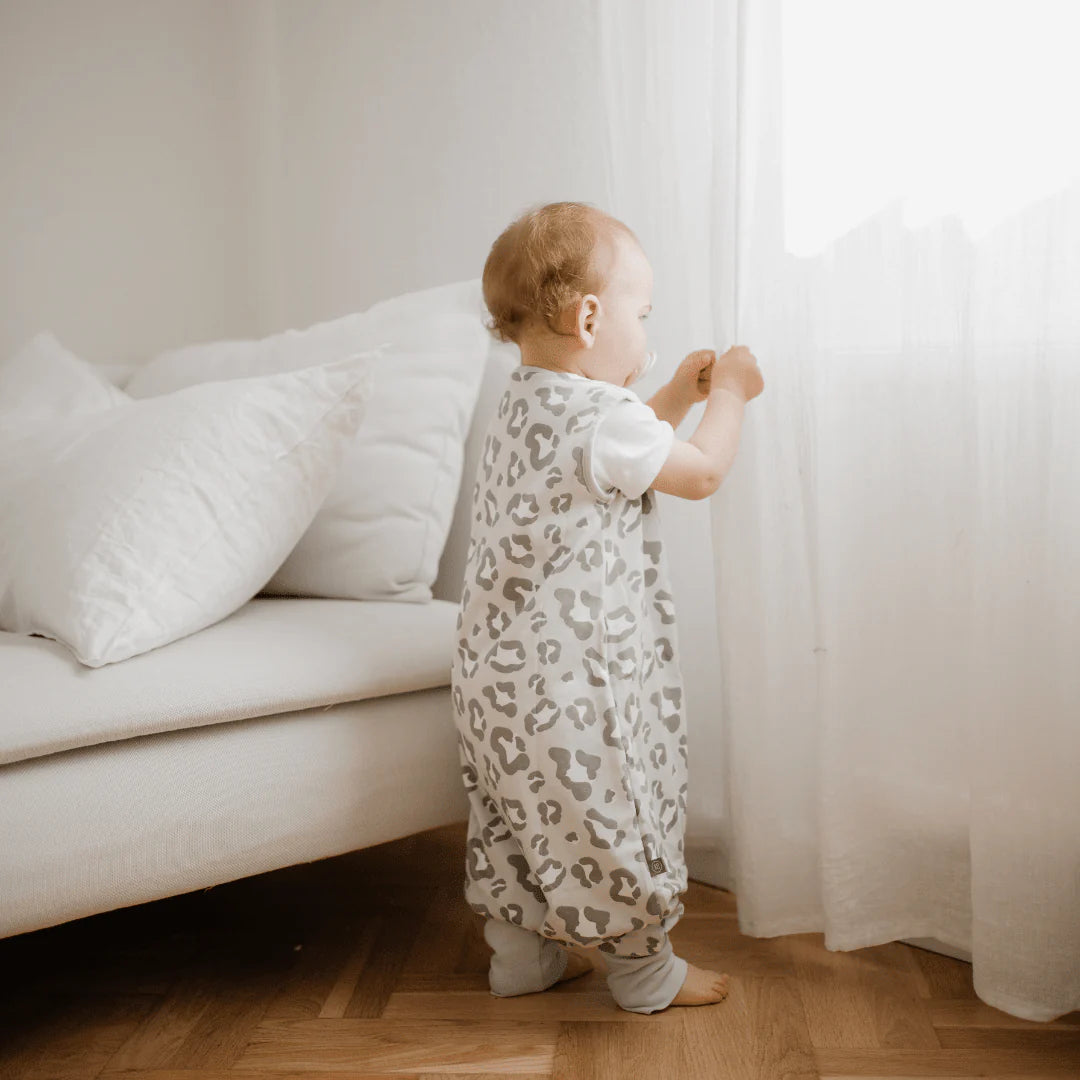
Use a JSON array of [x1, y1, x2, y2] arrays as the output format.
[[0, 687, 469, 940]]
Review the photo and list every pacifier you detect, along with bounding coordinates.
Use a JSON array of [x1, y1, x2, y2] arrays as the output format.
[[632, 349, 658, 384]]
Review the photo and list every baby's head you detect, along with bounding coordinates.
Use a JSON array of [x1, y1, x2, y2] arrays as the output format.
[[482, 201, 654, 387]]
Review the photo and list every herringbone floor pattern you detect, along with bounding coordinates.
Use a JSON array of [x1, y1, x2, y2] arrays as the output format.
[[2, 819, 1077, 1079]]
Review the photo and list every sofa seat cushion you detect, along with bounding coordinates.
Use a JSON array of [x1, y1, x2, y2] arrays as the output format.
[[0, 597, 458, 767]]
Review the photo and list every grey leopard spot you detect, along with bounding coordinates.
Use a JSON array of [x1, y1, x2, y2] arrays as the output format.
[[537, 639, 562, 665], [507, 492, 540, 525], [652, 589, 676, 624], [506, 449, 526, 486], [604, 606, 635, 642], [605, 556, 628, 585], [498, 533, 535, 566], [500, 902, 525, 924], [583, 648, 607, 686], [507, 854, 546, 904], [534, 857, 567, 892], [467, 698, 486, 740], [554, 588, 601, 639], [485, 603, 511, 639], [491, 726, 530, 774], [577, 540, 602, 570], [609, 868, 642, 906], [616, 498, 643, 537], [502, 576, 534, 614], [571, 857, 604, 887], [566, 698, 598, 730], [651, 686, 682, 732], [536, 384, 572, 414], [576, 749, 601, 780], [583, 808, 626, 849], [488, 640, 526, 672], [607, 647, 636, 681], [543, 545, 574, 576], [476, 545, 498, 589], [549, 747, 592, 801], [501, 797, 528, 830], [583, 906, 610, 934], [481, 682, 516, 717], [524, 698, 559, 735], [524, 422, 558, 468], [567, 405, 600, 434], [507, 397, 528, 435], [542, 521, 563, 544], [466, 837, 495, 880], [458, 639, 479, 678]]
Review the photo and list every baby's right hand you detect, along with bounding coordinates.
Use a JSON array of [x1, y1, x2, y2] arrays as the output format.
[[713, 345, 764, 403]]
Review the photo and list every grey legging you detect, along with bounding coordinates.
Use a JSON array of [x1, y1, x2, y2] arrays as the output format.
[[482, 917, 688, 1014]]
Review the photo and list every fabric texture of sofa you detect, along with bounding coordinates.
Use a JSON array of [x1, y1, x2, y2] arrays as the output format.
[[0, 318, 518, 941]]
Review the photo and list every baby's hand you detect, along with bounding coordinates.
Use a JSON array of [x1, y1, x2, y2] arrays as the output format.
[[671, 349, 716, 404]]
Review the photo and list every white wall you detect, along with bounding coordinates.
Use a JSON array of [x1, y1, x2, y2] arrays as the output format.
[[0, 0, 259, 363], [259, 0, 614, 332]]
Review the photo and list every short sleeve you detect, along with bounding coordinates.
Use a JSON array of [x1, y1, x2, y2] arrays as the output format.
[[586, 397, 676, 500]]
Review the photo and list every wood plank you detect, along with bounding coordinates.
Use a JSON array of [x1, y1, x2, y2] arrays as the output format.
[[667, 914, 797, 978], [553, 1018, 687, 1080], [232, 1018, 558, 1073], [816, 1047, 1080, 1075], [343, 909, 422, 1019], [787, 933, 941, 1050], [680, 975, 818, 1080], [927, 1000, 1080, 1030], [383, 987, 643, 1023], [14, 992, 159, 1080]]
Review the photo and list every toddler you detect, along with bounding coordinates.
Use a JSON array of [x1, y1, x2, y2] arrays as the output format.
[[450, 201, 764, 1013]]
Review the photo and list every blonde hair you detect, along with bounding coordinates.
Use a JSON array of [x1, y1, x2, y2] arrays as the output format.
[[482, 201, 639, 345]]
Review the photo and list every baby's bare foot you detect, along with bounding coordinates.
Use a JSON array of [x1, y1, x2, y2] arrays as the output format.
[[669, 962, 731, 1006], [556, 947, 595, 984]]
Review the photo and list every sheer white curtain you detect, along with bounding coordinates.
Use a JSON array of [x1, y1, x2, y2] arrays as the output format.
[[598, 0, 1080, 1022]]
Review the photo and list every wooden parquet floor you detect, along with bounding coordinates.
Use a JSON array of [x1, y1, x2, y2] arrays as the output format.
[[1, 819, 1078, 1080]]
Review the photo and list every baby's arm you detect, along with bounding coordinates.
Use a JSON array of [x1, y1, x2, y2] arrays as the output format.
[[651, 388, 746, 500], [651, 344, 763, 500]]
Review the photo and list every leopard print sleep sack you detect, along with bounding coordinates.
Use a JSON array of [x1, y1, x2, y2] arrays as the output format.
[[450, 365, 689, 958]]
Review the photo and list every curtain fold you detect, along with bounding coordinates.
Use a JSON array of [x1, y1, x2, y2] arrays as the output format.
[[598, 0, 1080, 1022]]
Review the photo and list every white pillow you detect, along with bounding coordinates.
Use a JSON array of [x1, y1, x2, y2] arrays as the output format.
[[124, 279, 490, 602], [0, 332, 375, 668]]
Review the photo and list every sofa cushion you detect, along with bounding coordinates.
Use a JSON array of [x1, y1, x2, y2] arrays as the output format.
[[0, 597, 458, 767], [0, 333, 376, 669], [125, 279, 490, 604]]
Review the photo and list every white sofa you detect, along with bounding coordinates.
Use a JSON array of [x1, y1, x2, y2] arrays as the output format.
[[0, 333, 517, 941]]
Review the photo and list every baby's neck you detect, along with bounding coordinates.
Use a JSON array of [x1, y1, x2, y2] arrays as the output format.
[[519, 344, 589, 378]]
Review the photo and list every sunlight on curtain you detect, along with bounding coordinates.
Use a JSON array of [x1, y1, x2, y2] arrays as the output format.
[[598, 0, 1080, 1023], [783, 1, 1080, 254]]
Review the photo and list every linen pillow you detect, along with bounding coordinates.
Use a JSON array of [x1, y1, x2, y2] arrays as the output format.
[[124, 278, 491, 602], [0, 332, 375, 668]]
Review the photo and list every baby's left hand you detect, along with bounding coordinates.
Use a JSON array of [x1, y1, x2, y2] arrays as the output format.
[[671, 349, 716, 404]]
